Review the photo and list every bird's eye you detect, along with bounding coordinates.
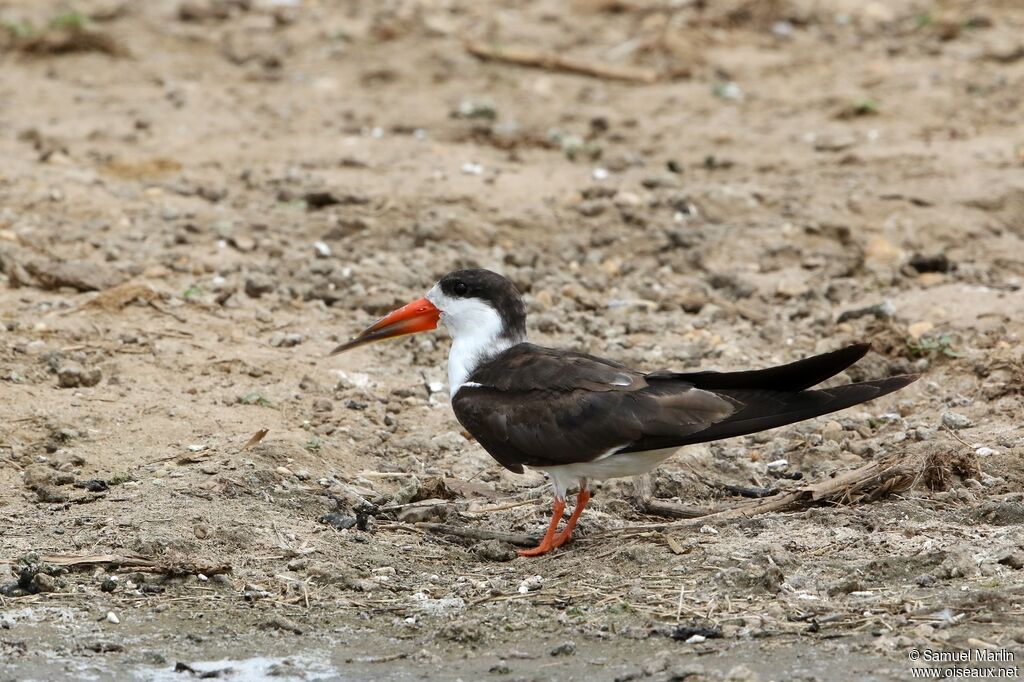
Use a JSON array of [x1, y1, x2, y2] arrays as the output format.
[[453, 281, 468, 296]]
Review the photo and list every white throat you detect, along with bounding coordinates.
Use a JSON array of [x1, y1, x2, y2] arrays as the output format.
[[426, 284, 525, 395]]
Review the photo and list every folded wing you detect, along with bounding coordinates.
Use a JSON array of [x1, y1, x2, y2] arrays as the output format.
[[452, 343, 916, 473]]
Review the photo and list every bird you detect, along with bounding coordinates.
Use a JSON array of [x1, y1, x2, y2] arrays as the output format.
[[331, 268, 918, 557]]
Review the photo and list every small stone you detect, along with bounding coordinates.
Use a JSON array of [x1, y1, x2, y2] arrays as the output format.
[[475, 540, 516, 562], [312, 399, 333, 412], [820, 421, 843, 442], [641, 175, 679, 190], [312, 241, 332, 258], [907, 321, 934, 340], [228, 235, 257, 252], [275, 466, 293, 476], [319, 513, 357, 530], [836, 300, 894, 323], [908, 253, 952, 274], [864, 236, 901, 264], [106, 611, 120, 624], [549, 641, 575, 657], [244, 275, 275, 298], [270, 332, 304, 348], [263, 614, 304, 635], [713, 81, 743, 101], [101, 576, 119, 593], [998, 551, 1024, 570], [575, 200, 606, 217], [32, 573, 58, 593], [518, 575, 543, 594], [57, 363, 84, 388], [941, 412, 972, 430], [76, 479, 109, 493]]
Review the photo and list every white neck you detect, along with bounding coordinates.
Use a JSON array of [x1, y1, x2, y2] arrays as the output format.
[[426, 285, 525, 395], [447, 331, 519, 395]]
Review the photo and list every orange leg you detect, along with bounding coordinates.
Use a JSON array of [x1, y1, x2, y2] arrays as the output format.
[[553, 488, 590, 548], [517, 499, 566, 557]]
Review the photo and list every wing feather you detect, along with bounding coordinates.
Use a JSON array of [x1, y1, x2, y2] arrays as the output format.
[[451, 344, 735, 472]]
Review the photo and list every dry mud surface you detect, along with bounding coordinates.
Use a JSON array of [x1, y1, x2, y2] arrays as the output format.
[[2, 1, 1024, 680]]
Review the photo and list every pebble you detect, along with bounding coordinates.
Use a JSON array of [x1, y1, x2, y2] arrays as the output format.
[[270, 332, 304, 348], [244, 274, 275, 298], [998, 551, 1024, 570], [549, 641, 576, 657], [33, 573, 58, 593], [106, 611, 120, 624], [772, 20, 794, 37], [313, 241, 332, 258], [641, 175, 679, 190], [57, 363, 102, 388], [820, 420, 843, 442], [475, 540, 516, 562], [518, 575, 543, 594], [941, 412, 972, 430], [319, 513, 357, 530], [907, 321, 935, 340], [836, 301, 894, 323], [713, 81, 743, 101]]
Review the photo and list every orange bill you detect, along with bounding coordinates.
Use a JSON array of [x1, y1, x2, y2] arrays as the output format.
[[330, 297, 440, 355]]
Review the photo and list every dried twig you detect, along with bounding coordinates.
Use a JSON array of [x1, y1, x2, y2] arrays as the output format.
[[465, 40, 659, 83], [632, 472, 720, 518], [414, 522, 539, 547], [20, 553, 232, 576], [599, 454, 920, 536]]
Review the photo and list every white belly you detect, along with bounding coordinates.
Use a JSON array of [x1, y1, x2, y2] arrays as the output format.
[[540, 447, 680, 498]]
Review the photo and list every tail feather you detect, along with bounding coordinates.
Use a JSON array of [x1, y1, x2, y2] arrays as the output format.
[[649, 343, 871, 392], [676, 375, 918, 447]]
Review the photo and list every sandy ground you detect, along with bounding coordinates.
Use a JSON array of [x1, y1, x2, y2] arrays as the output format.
[[1, 0, 1024, 680]]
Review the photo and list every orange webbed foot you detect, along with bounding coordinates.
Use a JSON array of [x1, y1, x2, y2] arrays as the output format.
[[518, 488, 591, 556]]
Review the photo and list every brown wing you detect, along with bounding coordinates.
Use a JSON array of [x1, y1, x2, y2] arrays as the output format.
[[450, 344, 735, 473]]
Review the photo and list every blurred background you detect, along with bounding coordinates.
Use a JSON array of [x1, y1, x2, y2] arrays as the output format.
[[1, 1, 1023, 680]]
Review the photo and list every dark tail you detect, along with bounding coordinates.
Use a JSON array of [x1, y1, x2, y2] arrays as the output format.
[[650, 343, 871, 392], [673, 374, 917, 447], [622, 344, 917, 452]]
